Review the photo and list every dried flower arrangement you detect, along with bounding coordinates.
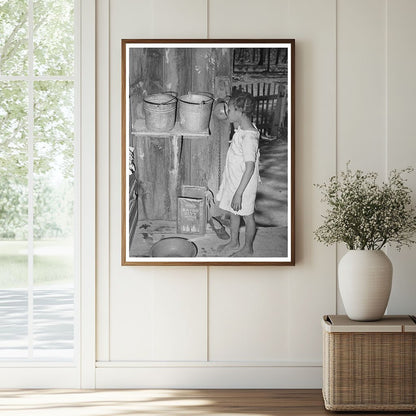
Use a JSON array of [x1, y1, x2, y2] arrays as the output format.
[[314, 164, 416, 250]]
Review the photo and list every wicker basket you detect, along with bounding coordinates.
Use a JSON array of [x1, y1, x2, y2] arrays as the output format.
[[322, 315, 416, 411]]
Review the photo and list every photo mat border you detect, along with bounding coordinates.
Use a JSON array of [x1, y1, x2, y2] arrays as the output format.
[[121, 39, 295, 266]]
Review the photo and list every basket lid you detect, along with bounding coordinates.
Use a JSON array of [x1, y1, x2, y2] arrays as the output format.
[[322, 315, 416, 333]]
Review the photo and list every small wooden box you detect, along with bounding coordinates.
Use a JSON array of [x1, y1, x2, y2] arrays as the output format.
[[177, 197, 206, 235], [322, 315, 416, 412], [177, 185, 207, 235]]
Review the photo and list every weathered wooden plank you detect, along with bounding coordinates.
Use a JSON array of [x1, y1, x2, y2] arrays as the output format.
[[265, 83, 272, 135], [134, 137, 154, 220], [129, 48, 165, 143], [163, 48, 192, 97], [146, 48, 164, 94], [191, 48, 215, 94], [166, 136, 182, 220], [134, 136, 181, 221]]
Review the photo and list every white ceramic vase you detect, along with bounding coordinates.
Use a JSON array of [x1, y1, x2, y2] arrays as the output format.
[[338, 250, 393, 321]]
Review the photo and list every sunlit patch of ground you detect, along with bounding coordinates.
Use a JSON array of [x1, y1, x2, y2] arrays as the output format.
[[255, 137, 288, 227]]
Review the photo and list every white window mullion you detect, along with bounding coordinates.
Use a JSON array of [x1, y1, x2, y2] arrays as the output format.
[[73, 0, 81, 370], [27, 0, 34, 359], [79, 0, 96, 388]]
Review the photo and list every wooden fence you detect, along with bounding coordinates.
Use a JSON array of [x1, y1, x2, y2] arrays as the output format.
[[233, 81, 288, 139]]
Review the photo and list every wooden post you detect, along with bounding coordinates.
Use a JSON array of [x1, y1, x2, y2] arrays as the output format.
[[163, 48, 192, 96], [184, 48, 231, 193]]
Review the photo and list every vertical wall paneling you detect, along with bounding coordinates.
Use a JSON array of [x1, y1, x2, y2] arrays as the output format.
[[106, 0, 209, 363], [150, 271, 208, 361], [286, 0, 337, 361], [149, 0, 208, 38], [336, 0, 387, 172], [386, 0, 416, 314], [94, 0, 416, 388], [209, 0, 336, 366], [209, 0, 290, 38], [209, 267, 290, 362], [336, 0, 387, 314], [109, 268, 208, 361]]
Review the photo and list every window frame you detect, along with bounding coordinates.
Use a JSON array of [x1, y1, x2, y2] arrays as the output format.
[[0, 0, 96, 388]]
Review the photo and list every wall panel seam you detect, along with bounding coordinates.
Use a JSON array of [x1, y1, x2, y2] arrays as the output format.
[[206, 266, 210, 362], [96, 0, 110, 363], [335, 0, 339, 314], [385, 0, 389, 176], [206, 0, 209, 39]]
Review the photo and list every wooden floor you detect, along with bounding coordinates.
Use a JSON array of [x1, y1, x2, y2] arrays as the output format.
[[0, 389, 413, 415]]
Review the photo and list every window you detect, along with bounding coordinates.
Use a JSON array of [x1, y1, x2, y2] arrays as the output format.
[[0, 0, 78, 361]]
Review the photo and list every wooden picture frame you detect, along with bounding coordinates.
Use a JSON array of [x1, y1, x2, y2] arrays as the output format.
[[122, 39, 295, 265]]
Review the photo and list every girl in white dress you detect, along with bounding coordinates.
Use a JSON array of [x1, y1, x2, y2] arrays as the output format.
[[216, 92, 260, 256]]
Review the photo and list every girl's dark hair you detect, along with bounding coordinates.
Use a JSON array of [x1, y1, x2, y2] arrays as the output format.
[[229, 91, 255, 117]]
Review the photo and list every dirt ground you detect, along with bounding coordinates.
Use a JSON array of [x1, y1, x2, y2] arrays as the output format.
[[130, 220, 287, 258], [130, 137, 288, 259]]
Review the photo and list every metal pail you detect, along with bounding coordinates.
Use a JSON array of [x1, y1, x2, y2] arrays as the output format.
[[143, 93, 177, 132], [178, 92, 214, 133]]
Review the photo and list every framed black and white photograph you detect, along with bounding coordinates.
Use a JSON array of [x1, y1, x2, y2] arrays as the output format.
[[122, 39, 295, 265]]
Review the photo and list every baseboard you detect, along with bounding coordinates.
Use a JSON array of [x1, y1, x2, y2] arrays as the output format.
[[95, 365, 323, 388]]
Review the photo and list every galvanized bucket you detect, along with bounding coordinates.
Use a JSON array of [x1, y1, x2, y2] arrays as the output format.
[[143, 92, 177, 132], [178, 92, 214, 133]]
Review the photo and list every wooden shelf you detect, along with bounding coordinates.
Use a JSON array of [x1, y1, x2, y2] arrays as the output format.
[[131, 119, 209, 138]]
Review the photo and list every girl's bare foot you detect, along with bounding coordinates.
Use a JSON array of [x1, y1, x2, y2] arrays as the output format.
[[218, 241, 240, 253], [230, 246, 254, 257]]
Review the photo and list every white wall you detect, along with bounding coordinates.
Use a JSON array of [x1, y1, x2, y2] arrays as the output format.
[[95, 0, 416, 388]]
